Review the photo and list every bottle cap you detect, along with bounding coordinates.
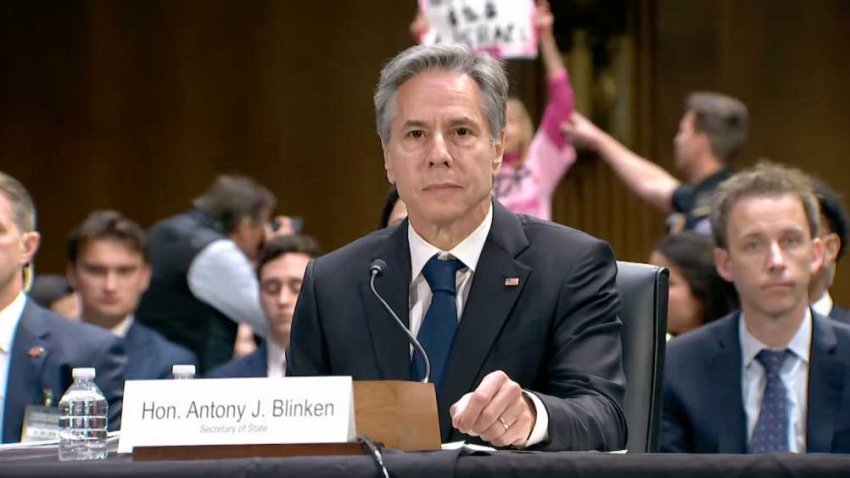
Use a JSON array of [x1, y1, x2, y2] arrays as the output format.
[[72, 367, 96, 379], [172, 364, 196, 376]]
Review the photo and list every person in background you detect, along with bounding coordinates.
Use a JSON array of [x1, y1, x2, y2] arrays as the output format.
[[379, 185, 408, 229], [563, 92, 748, 233], [649, 232, 738, 338], [412, 1, 577, 221], [808, 178, 850, 323], [662, 162, 850, 453], [27, 274, 80, 320], [207, 235, 321, 378], [67, 210, 197, 380], [136, 175, 293, 373], [0, 172, 125, 443]]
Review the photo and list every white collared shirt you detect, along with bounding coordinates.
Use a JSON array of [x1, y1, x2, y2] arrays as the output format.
[[740, 310, 811, 453], [0, 292, 28, 435], [811, 292, 833, 318], [266, 341, 287, 378], [108, 315, 134, 338], [406, 204, 549, 446]]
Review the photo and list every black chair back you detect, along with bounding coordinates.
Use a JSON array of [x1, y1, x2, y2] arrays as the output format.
[[616, 261, 668, 453]]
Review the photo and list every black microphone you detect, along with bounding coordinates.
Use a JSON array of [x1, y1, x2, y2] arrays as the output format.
[[368, 259, 431, 384]]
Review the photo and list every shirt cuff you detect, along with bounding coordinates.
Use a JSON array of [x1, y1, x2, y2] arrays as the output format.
[[521, 390, 549, 447]]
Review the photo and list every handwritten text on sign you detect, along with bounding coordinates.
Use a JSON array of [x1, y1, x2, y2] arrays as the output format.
[[419, 0, 536, 59], [117, 377, 355, 453]]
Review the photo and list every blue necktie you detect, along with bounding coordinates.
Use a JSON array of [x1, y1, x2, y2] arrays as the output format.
[[749, 349, 792, 453], [411, 255, 465, 392]]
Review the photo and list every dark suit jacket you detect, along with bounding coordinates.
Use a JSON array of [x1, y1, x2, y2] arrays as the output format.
[[123, 321, 198, 380], [661, 311, 850, 453], [287, 201, 626, 451], [3, 300, 126, 443], [830, 304, 850, 325], [206, 344, 268, 378]]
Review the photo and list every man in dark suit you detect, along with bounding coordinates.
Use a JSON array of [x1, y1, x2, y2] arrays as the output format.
[[67, 210, 197, 381], [287, 44, 626, 451], [208, 235, 321, 379], [662, 162, 850, 453], [808, 179, 850, 324], [0, 172, 126, 443]]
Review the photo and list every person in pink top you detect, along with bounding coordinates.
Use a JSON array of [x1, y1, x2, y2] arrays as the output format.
[[493, 1, 576, 220], [410, 1, 576, 221]]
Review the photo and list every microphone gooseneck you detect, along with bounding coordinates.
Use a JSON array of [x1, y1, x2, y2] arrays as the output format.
[[368, 260, 431, 384]]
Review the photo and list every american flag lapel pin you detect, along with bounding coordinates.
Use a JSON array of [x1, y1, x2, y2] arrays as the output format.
[[28, 345, 45, 358], [504, 277, 520, 287]]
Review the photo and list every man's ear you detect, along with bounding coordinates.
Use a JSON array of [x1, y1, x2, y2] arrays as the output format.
[[811, 236, 826, 276], [20, 231, 40, 266], [492, 129, 505, 176], [822, 232, 841, 264], [382, 143, 396, 184], [714, 247, 734, 282]]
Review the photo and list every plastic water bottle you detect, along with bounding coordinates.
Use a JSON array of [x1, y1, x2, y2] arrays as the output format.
[[58, 368, 108, 461], [172, 364, 196, 380]]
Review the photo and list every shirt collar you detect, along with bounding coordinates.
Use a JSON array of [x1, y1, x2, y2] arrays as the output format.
[[811, 291, 833, 317], [0, 292, 28, 354], [110, 315, 135, 338], [267, 341, 287, 369], [407, 203, 493, 283], [740, 309, 812, 367]]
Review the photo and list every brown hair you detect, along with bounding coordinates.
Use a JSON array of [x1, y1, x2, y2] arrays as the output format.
[[709, 161, 819, 249], [68, 210, 148, 263], [686, 92, 748, 161]]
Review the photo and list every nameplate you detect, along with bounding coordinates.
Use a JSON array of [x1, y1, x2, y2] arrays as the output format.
[[117, 377, 355, 453]]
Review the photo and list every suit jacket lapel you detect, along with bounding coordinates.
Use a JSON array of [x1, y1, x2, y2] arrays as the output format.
[[3, 302, 51, 443], [806, 312, 843, 452], [360, 223, 413, 380], [440, 203, 530, 435], [708, 314, 747, 453]]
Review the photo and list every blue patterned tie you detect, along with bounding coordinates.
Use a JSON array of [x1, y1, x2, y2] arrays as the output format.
[[411, 255, 465, 392], [749, 349, 792, 453]]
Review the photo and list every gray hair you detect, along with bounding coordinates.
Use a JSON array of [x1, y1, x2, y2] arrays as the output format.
[[0, 171, 36, 232], [686, 92, 749, 161], [374, 44, 508, 144]]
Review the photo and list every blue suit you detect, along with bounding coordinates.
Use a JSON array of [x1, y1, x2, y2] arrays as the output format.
[[206, 344, 267, 378], [830, 304, 850, 325], [661, 311, 850, 453], [123, 321, 198, 380], [2, 300, 126, 443]]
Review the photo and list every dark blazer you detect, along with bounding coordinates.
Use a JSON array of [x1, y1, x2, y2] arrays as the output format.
[[287, 201, 626, 451], [206, 344, 268, 378], [3, 300, 126, 443], [830, 304, 850, 325], [123, 321, 198, 380], [661, 311, 850, 453]]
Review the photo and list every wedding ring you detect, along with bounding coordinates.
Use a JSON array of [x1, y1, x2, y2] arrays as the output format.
[[498, 417, 509, 431]]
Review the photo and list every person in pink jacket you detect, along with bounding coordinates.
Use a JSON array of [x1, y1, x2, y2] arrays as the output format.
[[411, 1, 576, 221], [493, 1, 576, 220]]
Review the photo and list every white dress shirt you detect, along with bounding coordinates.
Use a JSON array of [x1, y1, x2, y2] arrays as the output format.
[[407, 204, 549, 446], [109, 315, 134, 338], [266, 341, 287, 378], [0, 292, 28, 436], [187, 239, 268, 336], [740, 310, 811, 452], [811, 292, 833, 318]]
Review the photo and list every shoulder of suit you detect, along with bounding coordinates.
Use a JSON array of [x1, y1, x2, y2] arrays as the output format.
[[133, 322, 196, 360], [31, 303, 121, 347], [666, 313, 738, 357]]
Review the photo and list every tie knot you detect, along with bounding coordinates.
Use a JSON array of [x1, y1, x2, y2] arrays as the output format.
[[755, 349, 791, 376], [422, 255, 465, 294]]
